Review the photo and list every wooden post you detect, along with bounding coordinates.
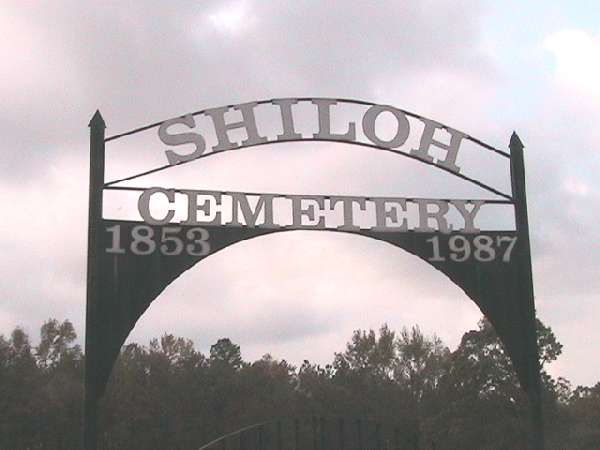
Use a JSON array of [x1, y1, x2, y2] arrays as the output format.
[[509, 132, 545, 450], [258, 424, 264, 450], [338, 419, 345, 450], [276, 420, 282, 450], [356, 420, 363, 450], [312, 417, 318, 450], [84, 110, 106, 450], [320, 417, 326, 450]]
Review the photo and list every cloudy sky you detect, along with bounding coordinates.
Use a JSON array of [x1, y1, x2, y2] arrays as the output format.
[[2, 1, 599, 387]]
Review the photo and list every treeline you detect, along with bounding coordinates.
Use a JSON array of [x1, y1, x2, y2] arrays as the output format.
[[0, 318, 599, 450]]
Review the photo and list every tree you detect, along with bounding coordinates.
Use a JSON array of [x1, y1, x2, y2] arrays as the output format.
[[0, 316, 591, 450], [333, 324, 397, 380], [565, 383, 600, 449], [35, 319, 83, 450], [36, 318, 81, 369], [0, 327, 42, 450], [330, 325, 450, 448], [425, 317, 566, 449], [210, 338, 243, 371], [395, 326, 450, 402]]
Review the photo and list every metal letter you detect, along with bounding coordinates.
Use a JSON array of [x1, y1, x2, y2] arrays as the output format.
[[290, 195, 326, 229], [272, 99, 302, 141], [312, 99, 356, 141], [330, 196, 366, 231], [204, 102, 268, 151], [362, 105, 410, 148], [137, 187, 176, 225], [159, 114, 207, 166], [181, 190, 222, 226], [415, 199, 453, 233], [451, 200, 484, 233], [226, 193, 278, 228], [410, 118, 466, 173], [372, 198, 408, 231]]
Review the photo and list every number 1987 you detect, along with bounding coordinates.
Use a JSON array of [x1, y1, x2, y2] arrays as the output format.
[[426, 235, 517, 263]]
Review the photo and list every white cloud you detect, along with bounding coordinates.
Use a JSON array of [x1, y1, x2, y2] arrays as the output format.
[[0, 5, 83, 112], [206, 1, 256, 35], [562, 178, 590, 196], [544, 29, 600, 96]]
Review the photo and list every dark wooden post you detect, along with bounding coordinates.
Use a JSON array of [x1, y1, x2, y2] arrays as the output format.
[[509, 132, 545, 450], [320, 417, 326, 450], [312, 417, 318, 450], [294, 418, 300, 450], [258, 424, 264, 450], [276, 420, 283, 450], [84, 111, 106, 450], [338, 419, 345, 450], [356, 420, 363, 450]]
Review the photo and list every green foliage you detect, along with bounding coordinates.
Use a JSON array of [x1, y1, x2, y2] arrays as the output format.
[[37, 318, 81, 369], [333, 325, 397, 380], [0, 317, 597, 450], [210, 337, 244, 371], [562, 383, 600, 448]]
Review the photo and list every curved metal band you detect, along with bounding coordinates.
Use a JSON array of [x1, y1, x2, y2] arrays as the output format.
[[104, 138, 512, 200]]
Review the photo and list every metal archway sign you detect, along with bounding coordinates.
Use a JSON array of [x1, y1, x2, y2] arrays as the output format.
[[85, 98, 544, 449]]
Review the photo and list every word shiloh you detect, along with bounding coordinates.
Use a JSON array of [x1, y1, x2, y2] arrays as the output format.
[[138, 188, 487, 233], [158, 99, 467, 174]]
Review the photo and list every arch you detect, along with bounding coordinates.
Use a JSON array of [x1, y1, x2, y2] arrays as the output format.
[[85, 111, 544, 449], [92, 221, 529, 400]]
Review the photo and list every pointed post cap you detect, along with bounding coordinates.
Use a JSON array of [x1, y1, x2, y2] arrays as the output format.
[[510, 131, 524, 151], [89, 110, 106, 129]]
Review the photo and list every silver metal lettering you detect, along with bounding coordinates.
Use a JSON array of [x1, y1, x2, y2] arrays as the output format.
[[290, 195, 326, 229], [415, 199, 453, 233], [181, 190, 222, 226], [138, 187, 176, 225], [272, 99, 302, 141], [204, 102, 268, 152], [410, 118, 465, 173], [159, 114, 206, 166], [372, 198, 408, 231], [362, 105, 410, 148], [451, 200, 484, 233], [227, 193, 277, 228], [312, 99, 356, 141], [330, 196, 366, 231]]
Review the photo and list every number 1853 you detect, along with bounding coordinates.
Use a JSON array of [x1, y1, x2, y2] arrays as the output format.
[[105, 225, 211, 256]]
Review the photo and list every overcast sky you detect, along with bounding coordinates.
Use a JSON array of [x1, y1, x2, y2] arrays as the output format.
[[2, 1, 599, 388]]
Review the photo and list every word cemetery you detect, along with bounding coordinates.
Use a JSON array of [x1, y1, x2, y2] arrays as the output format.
[[137, 188, 484, 232]]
